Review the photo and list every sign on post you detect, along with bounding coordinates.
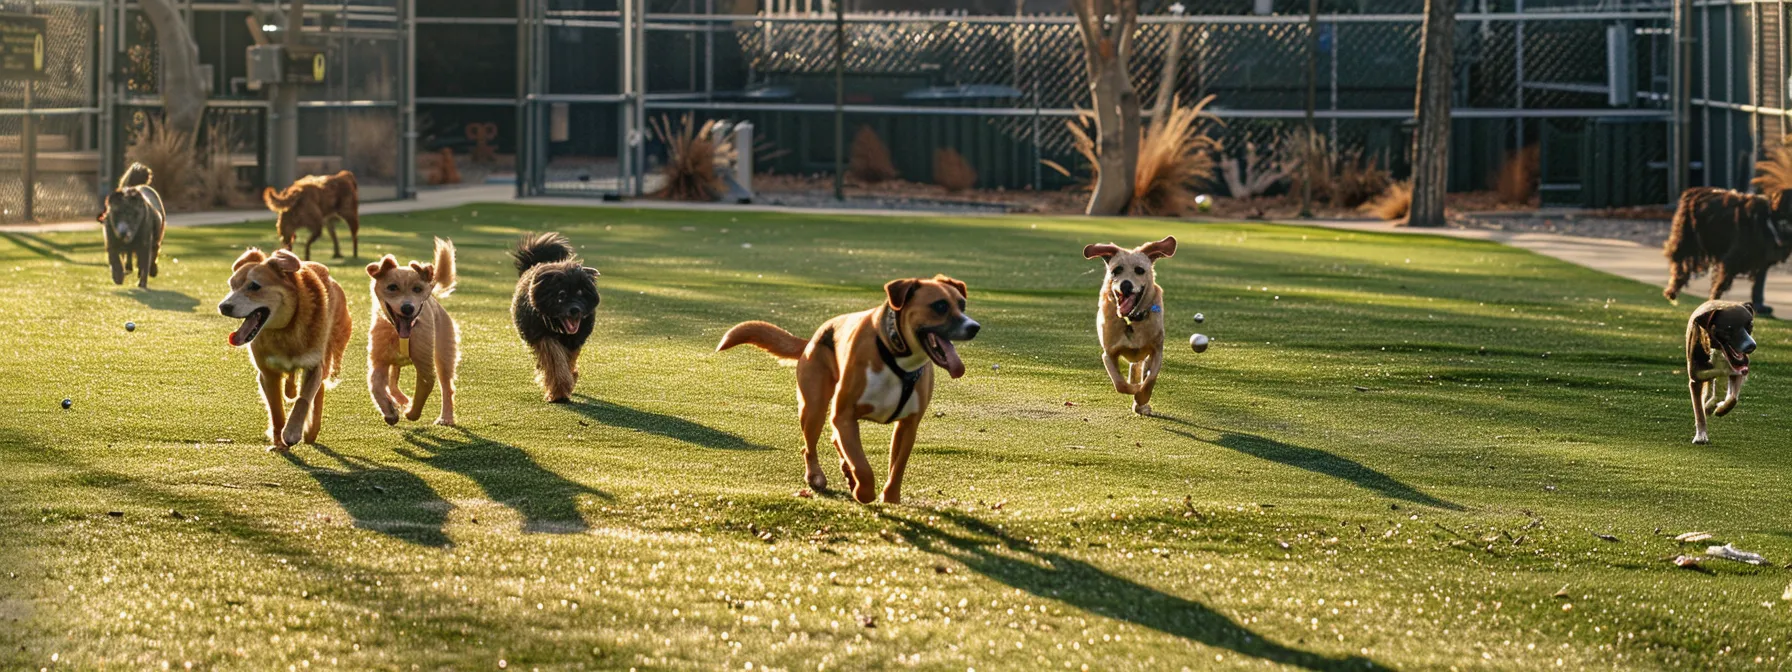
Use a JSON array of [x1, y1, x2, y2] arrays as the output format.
[[0, 13, 47, 81]]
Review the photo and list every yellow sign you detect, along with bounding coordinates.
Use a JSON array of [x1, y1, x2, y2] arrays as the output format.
[[0, 13, 47, 81], [312, 53, 325, 81], [32, 33, 41, 71]]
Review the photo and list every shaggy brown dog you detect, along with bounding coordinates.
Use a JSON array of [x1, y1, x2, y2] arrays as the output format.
[[264, 171, 361, 260], [511, 233, 601, 403], [1083, 236, 1177, 416], [717, 276, 979, 504], [99, 162, 166, 288], [1685, 300, 1758, 445], [1663, 187, 1792, 315], [217, 248, 353, 450], [367, 238, 460, 426]]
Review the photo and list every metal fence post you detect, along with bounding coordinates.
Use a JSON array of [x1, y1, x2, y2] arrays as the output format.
[[1300, 0, 1316, 218], [832, 0, 844, 202]]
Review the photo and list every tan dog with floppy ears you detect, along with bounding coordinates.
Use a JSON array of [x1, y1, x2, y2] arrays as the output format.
[[366, 238, 461, 427], [216, 248, 352, 450], [1083, 236, 1176, 416], [717, 275, 981, 504]]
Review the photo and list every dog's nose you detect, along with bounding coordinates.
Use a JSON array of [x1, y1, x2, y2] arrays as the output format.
[[400, 303, 415, 316], [217, 302, 236, 318], [962, 319, 981, 340], [1119, 280, 1134, 294], [1742, 338, 1757, 354]]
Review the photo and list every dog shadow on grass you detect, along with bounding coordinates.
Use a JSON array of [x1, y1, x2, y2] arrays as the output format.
[[123, 288, 200, 312], [0, 232, 104, 266], [396, 427, 610, 534], [1158, 417, 1464, 511], [888, 509, 1388, 671], [281, 444, 453, 548], [566, 395, 771, 451]]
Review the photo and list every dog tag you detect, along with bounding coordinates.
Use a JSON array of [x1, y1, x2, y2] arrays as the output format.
[[398, 337, 410, 358]]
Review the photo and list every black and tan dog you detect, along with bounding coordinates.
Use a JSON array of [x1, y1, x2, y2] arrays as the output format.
[[1664, 187, 1792, 316], [1685, 300, 1758, 445], [367, 238, 460, 426], [1083, 236, 1176, 416], [511, 232, 601, 402], [217, 249, 353, 450], [717, 275, 979, 504], [99, 162, 166, 289]]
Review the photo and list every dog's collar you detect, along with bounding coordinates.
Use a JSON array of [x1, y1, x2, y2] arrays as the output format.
[[879, 304, 912, 357], [874, 329, 924, 424]]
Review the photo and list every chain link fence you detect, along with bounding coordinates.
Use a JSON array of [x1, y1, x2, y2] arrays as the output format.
[[1689, 0, 1792, 193], [0, 0, 100, 224]]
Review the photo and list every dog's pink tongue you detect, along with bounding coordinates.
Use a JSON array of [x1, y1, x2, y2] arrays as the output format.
[[394, 318, 413, 339], [561, 316, 581, 334], [933, 335, 965, 379], [1118, 292, 1139, 316], [228, 313, 262, 347]]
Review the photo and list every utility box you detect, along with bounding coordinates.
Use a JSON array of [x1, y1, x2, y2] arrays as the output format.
[[247, 44, 326, 87]]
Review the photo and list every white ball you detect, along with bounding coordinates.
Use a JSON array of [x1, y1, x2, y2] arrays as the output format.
[[1190, 333, 1209, 353], [1195, 194, 1213, 212], [1192, 312, 1204, 324]]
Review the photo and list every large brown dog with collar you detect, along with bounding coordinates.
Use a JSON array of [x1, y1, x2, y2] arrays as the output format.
[[717, 275, 980, 504], [1084, 236, 1176, 416]]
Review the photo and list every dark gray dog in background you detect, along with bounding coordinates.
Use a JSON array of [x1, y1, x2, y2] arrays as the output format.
[[99, 162, 166, 288]]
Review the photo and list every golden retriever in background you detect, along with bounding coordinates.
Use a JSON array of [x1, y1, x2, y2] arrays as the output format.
[[1083, 236, 1177, 416], [216, 248, 352, 450], [366, 238, 461, 427], [264, 171, 361, 260]]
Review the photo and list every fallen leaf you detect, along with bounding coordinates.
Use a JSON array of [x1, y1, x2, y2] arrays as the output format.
[[794, 489, 813, 499], [1707, 544, 1769, 565], [1553, 585, 1570, 599], [168, 510, 185, 520], [1674, 532, 1714, 543], [1673, 555, 1704, 569], [1594, 532, 1620, 543]]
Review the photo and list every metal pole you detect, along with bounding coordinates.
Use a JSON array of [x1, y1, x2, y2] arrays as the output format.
[[619, 0, 634, 196], [22, 0, 35, 222], [1299, 0, 1316, 218], [1329, 18, 1338, 150], [271, 0, 305, 189], [704, 0, 714, 101], [99, 0, 115, 193], [635, 0, 646, 196], [832, 0, 844, 201], [401, 0, 416, 198], [1515, 0, 1525, 154], [516, 0, 528, 199]]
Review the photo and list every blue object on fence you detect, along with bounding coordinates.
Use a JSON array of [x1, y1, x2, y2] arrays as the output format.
[[740, 85, 796, 100], [1319, 25, 1335, 53], [901, 84, 1022, 101]]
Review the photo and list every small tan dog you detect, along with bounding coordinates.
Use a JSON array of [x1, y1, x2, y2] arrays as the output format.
[[1083, 236, 1177, 416], [366, 238, 460, 426], [718, 275, 980, 504], [217, 248, 352, 450]]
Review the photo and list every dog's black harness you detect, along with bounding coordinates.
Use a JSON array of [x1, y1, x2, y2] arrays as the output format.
[[875, 305, 924, 423]]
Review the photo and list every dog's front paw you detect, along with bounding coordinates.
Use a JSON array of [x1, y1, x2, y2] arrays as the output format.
[[405, 405, 425, 422], [1714, 399, 1738, 417], [1132, 402, 1153, 416], [281, 426, 305, 448], [880, 489, 903, 505], [805, 470, 828, 492], [383, 411, 399, 426], [434, 415, 455, 427], [1693, 431, 1710, 445]]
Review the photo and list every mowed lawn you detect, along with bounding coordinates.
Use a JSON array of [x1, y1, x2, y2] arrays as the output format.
[[2, 205, 1790, 670]]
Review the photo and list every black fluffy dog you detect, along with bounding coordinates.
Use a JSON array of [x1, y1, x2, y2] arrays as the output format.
[[511, 232, 601, 402], [99, 163, 167, 289], [1663, 186, 1792, 316]]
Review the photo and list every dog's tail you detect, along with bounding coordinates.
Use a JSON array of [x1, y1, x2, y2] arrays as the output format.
[[119, 162, 153, 189], [432, 237, 458, 298], [717, 321, 807, 360], [262, 184, 304, 211], [512, 232, 576, 275]]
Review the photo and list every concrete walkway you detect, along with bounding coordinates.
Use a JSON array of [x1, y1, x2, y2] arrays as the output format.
[[10, 187, 1787, 309]]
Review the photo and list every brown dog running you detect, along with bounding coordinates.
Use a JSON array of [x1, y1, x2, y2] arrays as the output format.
[[366, 238, 460, 427], [1685, 300, 1758, 445], [216, 248, 353, 450], [1083, 236, 1177, 416], [1663, 187, 1792, 315], [717, 275, 980, 504], [264, 171, 361, 260]]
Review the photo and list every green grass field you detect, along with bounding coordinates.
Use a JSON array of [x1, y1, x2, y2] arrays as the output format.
[[2, 205, 1790, 670]]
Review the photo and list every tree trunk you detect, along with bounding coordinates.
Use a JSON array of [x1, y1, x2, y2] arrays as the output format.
[[1072, 0, 1139, 216], [139, 0, 205, 140], [1407, 0, 1456, 227]]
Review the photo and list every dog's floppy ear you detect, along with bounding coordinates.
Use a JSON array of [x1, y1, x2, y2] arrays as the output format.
[[410, 261, 434, 284], [1141, 236, 1177, 260], [884, 278, 921, 311], [1696, 308, 1720, 330], [583, 266, 601, 278], [268, 249, 303, 274], [933, 274, 968, 298], [366, 255, 398, 278], [233, 248, 268, 271], [1083, 243, 1122, 260], [1744, 302, 1757, 316]]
